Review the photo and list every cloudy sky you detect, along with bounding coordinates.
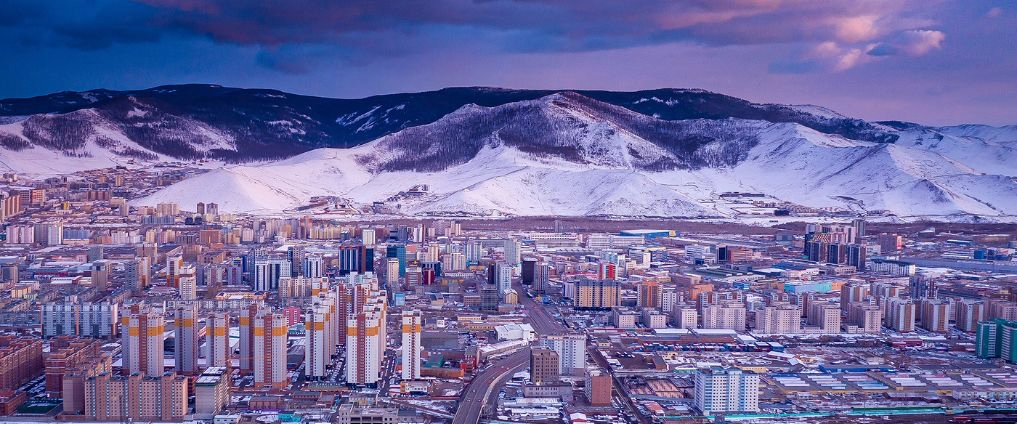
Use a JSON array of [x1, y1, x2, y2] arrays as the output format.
[[1, 0, 1014, 125]]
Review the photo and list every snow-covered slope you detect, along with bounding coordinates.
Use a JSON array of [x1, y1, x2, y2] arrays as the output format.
[[2, 85, 1012, 219], [134, 94, 1017, 219]]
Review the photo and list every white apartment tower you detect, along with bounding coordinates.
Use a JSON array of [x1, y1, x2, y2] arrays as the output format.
[[174, 304, 199, 374], [542, 334, 587, 376], [253, 311, 288, 388], [122, 305, 165, 376], [401, 310, 423, 380], [205, 312, 231, 368], [754, 303, 802, 334], [305, 303, 332, 379], [694, 367, 760, 415]]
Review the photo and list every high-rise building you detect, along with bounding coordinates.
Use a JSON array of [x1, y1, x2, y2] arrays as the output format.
[[42, 301, 79, 338], [90, 261, 109, 291], [533, 262, 551, 294], [957, 300, 986, 332], [253, 311, 288, 389], [385, 258, 400, 286], [205, 312, 231, 369], [238, 304, 269, 374], [585, 369, 612, 406], [45, 337, 109, 399], [0, 336, 43, 391], [976, 319, 1017, 363], [848, 303, 882, 333], [694, 367, 760, 415], [530, 347, 560, 385], [840, 282, 870, 312], [166, 254, 183, 287], [386, 244, 407, 277], [755, 303, 802, 334], [919, 299, 951, 333], [279, 276, 311, 298], [339, 244, 374, 275], [194, 367, 230, 416], [701, 302, 747, 332], [877, 233, 904, 253], [82, 372, 188, 421], [672, 305, 699, 329], [887, 298, 916, 333], [637, 281, 662, 309], [254, 257, 291, 291], [574, 280, 620, 309], [361, 228, 377, 246], [80, 301, 119, 339], [494, 261, 512, 296], [303, 255, 324, 279], [174, 304, 199, 374], [541, 334, 586, 376], [124, 257, 151, 293], [597, 262, 617, 280], [521, 258, 537, 285], [425, 242, 440, 263], [305, 303, 333, 379], [401, 310, 422, 380], [42, 299, 119, 339], [504, 239, 521, 273], [444, 251, 466, 272], [480, 284, 500, 312], [346, 310, 384, 386], [121, 305, 165, 376], [178, 265, 197, 300], [807, 303, 842, 334], [465, 240, 484, 265]]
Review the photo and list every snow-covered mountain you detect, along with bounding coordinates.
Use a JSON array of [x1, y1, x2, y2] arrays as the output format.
[[0, 84, 899, 168], [127, 92, 1017, 219], [1, 84, 1013, 219]]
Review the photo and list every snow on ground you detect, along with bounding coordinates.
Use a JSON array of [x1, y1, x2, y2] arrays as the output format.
[[133, 122, 1017, 218]]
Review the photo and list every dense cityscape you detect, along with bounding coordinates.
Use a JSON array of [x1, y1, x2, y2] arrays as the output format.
[[0, 170, 1014, 423]]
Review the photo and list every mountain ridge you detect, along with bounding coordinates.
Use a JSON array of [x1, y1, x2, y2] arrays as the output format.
[[0, 84, 902, 163], [1, 84, 1014, 220]]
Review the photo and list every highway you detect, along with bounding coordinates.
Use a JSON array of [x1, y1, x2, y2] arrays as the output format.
[[452, 281, 570, 424], [451, 347, 530, 424], [515, 281, 567, 336]]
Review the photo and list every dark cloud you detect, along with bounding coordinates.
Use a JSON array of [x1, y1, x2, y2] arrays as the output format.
[[0, 1, 1012, 125], [0, 0, 47, 26], [4, 1, 941, 54]]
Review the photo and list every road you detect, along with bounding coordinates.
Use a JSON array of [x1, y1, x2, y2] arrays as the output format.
[[453, 282, 572, 424], [515, 281, 567, 336], [517, 280, 646, 423], [451, 347, 530, 424]]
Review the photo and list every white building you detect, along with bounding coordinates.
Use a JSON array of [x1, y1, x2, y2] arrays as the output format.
[[495, 262, 512, 296], [754, 303, 802, 334], [542, 334, 586, 376], [401, 310, 423, 380], [694, 367, 760, 415], [254, 257, 291, 291], [253, 311, 288, 388], [346, 311, 384, 385], [701, 303, 746, 332], [361, 228, 377, 246], [205, 312, 231, 368], [641, 309, 669, 329], [672, 305, 699, 329], [305, 304, 332, 379], [303, 255, 324, 279], [174, 304, 199, 374]]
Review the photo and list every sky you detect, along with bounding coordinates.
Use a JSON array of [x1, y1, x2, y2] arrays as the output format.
[[1, 0, 1015, 125]]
